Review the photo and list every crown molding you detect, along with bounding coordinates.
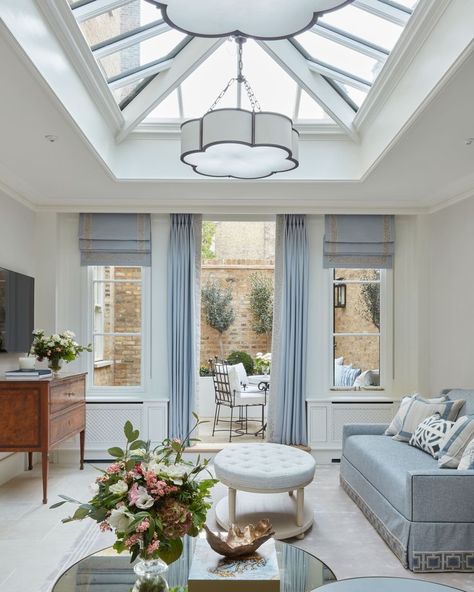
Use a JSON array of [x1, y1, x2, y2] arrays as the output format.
[[0, 178, 37, 212], [428, 187, 474, 215]]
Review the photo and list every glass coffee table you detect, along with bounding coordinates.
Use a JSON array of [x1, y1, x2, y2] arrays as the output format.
[[52, 536, 336, 592]]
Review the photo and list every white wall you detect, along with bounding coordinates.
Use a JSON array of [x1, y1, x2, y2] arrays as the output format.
[[418, 195, 474, 393], [0, 190, 37, 482]]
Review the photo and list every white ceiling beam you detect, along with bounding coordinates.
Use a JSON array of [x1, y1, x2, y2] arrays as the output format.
[[311, 24, 389, 62], [352, 0, 410, 26], [108, 57, 173, 90], [258, 40, 359, 141], [118, 37, 224, 142], [306, 59, 372, 92], [73, 0, 134, 22], [93, 21, 171, 59]]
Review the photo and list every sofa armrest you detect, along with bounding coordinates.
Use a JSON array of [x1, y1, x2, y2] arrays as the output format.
[[408, 470, 474, 522], [342, 423, 388, 452]]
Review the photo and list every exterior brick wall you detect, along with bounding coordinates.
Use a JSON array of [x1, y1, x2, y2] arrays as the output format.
[[94, 267, 142, 387], [200, 259, 274, 367]]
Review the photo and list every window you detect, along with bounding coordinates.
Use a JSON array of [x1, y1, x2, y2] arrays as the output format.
[[332, 268, 383, 389], [89, 266, 146, 389]]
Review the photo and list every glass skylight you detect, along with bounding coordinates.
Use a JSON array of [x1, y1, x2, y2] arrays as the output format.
[[68, 0, 417, 133]]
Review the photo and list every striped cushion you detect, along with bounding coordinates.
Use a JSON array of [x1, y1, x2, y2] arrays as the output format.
[[409, 414, 454, 457], [438, 415, 474, 468], [393, 398, 464, 443], [385, 394, 447, 436], [458, 438, 474, 470]]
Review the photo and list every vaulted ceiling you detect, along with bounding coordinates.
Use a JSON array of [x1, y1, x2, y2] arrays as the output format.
[[0, 0, 473, 212]]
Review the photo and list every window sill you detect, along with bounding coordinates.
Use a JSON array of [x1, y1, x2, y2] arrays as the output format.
[[330, 387, 384, 392], [94, 360, 113, 368]]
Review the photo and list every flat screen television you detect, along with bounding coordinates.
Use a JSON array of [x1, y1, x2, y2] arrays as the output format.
[[0, 267, 35, 354]]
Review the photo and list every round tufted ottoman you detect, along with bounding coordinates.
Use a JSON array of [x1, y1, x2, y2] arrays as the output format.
[[214, 443, 316, 539]]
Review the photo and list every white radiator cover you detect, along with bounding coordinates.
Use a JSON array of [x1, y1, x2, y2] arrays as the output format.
[[307, 398, 395, 463], [57, 400, 168, 460]]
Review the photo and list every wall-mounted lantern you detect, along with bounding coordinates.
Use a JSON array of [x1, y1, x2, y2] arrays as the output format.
[[334, 280, 347, 308]]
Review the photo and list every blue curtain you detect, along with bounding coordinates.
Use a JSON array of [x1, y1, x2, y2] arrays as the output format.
[[269, 215, 309, 446], [168, 214, 201, 441]]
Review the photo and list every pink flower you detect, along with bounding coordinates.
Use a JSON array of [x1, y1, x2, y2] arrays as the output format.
[[128, 483, 140, 505], [147, 539, 160, 555], [124, 533, 142, 548], [106, 463, 122, 474], [99, 521, 112, 532], [136, 519, 150, 533]]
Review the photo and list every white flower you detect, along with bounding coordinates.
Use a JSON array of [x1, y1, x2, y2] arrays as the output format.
[[135, 489, 155, 510], [89, 482, 99, 495], [148, 462, 189, 485], [134, 448, 148, 458], [109, 480, 129, 495], [63, 330, 76, 338], [107, 506, 133, 532], [52, 334, 60, 341]]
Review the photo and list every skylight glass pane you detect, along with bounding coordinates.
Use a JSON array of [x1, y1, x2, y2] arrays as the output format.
[[112, 78, 145, 107], [319, 5, 403, 52], [242, 41, 298, 117], [147, 89, 181, 119], [79, 1, 161, 47], [180, 42, 238, 118], [295, 32, 379, 83], [297, 90, 332, 121], [335, 82, 368, 108], [99, 29, 186, 79]]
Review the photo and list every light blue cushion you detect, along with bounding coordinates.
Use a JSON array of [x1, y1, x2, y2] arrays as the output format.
[[343, 435, 437, 518]]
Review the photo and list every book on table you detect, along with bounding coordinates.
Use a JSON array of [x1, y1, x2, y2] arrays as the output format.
[[4, 369, 52, 379], [188, 538, 280, 592]]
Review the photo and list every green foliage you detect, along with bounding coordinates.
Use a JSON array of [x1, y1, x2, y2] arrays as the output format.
[[51, 416, 218, 566], [201, 280, 235, 335], [249, 273, 273, 336], [227, 351, 255, 375], [199, 365, 212, 377], [360, 273, 380, 330], [201, 221, 216, 260]]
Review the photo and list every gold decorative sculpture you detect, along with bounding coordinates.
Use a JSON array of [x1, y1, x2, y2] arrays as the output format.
[[203, 520, 275, 558]]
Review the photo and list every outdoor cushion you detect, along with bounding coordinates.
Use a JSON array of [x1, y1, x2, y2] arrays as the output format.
[[343, 434, 437, 518]]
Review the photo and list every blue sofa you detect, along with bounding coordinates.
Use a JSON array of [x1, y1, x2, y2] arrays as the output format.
[[340, 389, 474, 573]]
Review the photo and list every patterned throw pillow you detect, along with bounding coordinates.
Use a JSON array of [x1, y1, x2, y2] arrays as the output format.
[[409, 414, 454, 457], [393, 398, 464, 443], [438, 415, 474, 468], [458, 438, 474, 470], [385, 395, 448, 436]]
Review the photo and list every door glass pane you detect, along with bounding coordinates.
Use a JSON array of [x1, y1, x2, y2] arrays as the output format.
[[93, 335, 142, 386]]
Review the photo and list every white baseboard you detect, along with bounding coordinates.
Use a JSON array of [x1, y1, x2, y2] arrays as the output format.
[[310, 448, 342, 465]]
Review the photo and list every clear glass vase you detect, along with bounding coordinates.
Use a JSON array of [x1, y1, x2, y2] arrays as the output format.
[[48, 358, 63, 376], [132, 558, 169, 592]]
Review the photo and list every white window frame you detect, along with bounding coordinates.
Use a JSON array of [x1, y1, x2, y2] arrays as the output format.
[[84, 265, 151, 399], [328, 267, 393, 392]]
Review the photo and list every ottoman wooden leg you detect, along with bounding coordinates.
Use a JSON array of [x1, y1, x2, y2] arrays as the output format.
[[229, 487, 237, 524], [296, 487, 305, 539]]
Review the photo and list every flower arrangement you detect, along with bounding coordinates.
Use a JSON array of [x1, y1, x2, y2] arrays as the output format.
[[30, 329, 91, 373], [254, 352, 271, 375], [51, 415, 217, 568]]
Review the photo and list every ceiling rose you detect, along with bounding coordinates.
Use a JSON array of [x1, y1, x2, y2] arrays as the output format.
[[151, 0, 353, 40]]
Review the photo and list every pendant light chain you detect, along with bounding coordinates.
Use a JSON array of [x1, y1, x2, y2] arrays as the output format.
[[208, 37, 261, 113]]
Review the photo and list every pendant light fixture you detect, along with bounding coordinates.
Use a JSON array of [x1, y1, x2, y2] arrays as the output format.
[[180, 38, 299, 180], [148, 0, 353, 40]]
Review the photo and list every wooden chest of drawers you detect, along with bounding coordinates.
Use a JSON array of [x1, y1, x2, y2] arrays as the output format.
[[0, 372, 86, 503]]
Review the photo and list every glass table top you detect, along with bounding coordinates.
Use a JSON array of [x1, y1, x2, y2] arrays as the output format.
[[53, 535, 336, 592]]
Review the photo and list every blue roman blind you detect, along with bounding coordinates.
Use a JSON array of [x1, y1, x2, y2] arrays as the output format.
[[323, 215, 395, 269], [79, 213, 151, 266]]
